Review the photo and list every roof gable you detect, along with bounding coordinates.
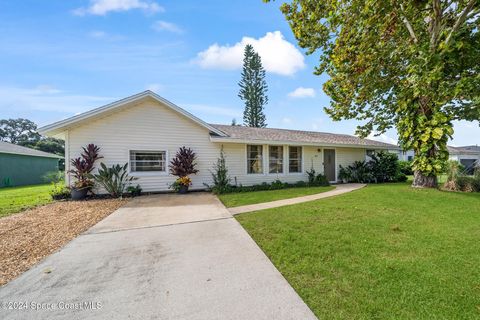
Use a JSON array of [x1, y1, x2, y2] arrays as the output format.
[[38, 91, 227, 137]]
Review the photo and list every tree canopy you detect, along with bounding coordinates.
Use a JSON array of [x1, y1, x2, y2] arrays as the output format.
[[0, 118, 64, 156], [239, 44, 269, 128], [268, 0, 480, 187]]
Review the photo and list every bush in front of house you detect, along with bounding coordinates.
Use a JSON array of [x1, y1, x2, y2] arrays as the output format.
[[339, 151, 403, 183], [204, 146, 232, 194], [169, 146, 199, 193], [92, 162, 137, 198], [50, 183, 70, 200], [306, 168, 330, 186], [398, 160, 413, 175]]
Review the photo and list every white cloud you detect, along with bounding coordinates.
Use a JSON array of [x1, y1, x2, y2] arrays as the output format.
[[195, 31, 305, 76], [88, 30, 125, 41], [288, 87, 316, 98], [0, 85, 113, 114], [152, 21, 183, 34], [367, 132, 398, 145], [146, 83, 164, 92], [74, 0, 164, 16]]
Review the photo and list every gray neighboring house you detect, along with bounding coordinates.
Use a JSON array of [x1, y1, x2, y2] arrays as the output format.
[[0, 141, 63, 187], [448, 146, 480, 174], [399, 145, 480, 174]]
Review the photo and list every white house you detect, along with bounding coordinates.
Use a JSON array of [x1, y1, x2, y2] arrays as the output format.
[[39, 91, 399, 192]]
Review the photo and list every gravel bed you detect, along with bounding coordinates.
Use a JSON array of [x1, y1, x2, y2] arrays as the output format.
[[0, 198, 128, 286]]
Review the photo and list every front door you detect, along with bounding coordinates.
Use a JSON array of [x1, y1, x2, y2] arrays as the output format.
[[323, 149, 336, 182]]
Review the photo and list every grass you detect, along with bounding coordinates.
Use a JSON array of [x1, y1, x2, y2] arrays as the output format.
[[0, 184, 54, 218], [218, 186, 335, 208], [236, 183, 480, 319]]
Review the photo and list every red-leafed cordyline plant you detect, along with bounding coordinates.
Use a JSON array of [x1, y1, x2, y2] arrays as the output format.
[[169, 146, 198, 194], [68, 144, 102, 199]]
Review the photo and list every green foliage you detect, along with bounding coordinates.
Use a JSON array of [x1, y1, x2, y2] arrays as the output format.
[[398, 160, 413, 175], [268, 0, 480, 186], [42, 171, 64, 184], [92, 162, 136, 198], [239, 44, 268, 128], [205, 147, 232, 194], [127, 184, 142, 197], [49, 183, 70, 200], [444, 160, 462, 182], [0, 118, 39, 144], [169, 146, 199, 177], [339, 152, 402, 183], [306, 167, 330, 186]]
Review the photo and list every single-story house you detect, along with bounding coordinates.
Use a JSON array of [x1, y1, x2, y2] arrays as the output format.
[[39, 91, 399, 192], [447, 146, 480, 174], [0, 141, 63, 187]]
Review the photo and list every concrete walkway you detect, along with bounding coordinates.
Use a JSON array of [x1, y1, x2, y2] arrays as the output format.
[[229, 183, 366, 215], [0, 192, 317, 320]]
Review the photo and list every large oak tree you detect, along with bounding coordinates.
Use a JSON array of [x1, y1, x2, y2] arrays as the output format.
[[267, 0, 480, 187]]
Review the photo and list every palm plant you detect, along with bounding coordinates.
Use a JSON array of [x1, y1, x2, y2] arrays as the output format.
[[93, 163, 136, 198]]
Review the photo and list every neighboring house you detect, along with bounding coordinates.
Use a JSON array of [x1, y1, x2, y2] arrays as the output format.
[[448, 146, 480, 174], [399, 146, 480, 174], [0, 141, 63, 187], [39, 91, 399, 192]]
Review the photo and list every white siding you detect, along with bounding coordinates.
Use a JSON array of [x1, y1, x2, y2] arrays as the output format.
[[66, 98, 373, 192], [68, 98, 221, 192]]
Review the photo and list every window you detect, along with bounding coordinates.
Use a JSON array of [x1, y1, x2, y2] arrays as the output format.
[[366, 149, 376, 157], [247, 145, 263, 174], [130, 151, 166, 172], [269, 146, 284, 174], [289, 146, 302, 173]]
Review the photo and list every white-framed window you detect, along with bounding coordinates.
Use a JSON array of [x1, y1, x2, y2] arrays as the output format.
[[130, 150, 166, 172], [289, 146, 302, 173], [366, 149, 376, 157], [247, 145, 263, 174]]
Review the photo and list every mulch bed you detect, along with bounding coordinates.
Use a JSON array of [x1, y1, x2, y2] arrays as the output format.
[[0, 198, 128, 286]]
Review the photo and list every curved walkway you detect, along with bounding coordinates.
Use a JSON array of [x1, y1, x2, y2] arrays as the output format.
[[229, 183, 366, 215]]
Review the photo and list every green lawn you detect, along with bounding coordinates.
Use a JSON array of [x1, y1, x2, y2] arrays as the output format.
[[218, 186, 335, 208], [236, 183, 480, 319], [0, 184, 54, 218]]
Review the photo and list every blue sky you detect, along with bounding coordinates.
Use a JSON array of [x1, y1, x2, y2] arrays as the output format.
[[0, 0, 478, 146]]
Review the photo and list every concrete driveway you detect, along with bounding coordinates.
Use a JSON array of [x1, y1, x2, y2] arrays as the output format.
[[0, 192, 316, 320]]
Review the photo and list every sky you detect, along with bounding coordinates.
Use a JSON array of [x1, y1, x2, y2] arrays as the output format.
[[0, 0, 478, 147]]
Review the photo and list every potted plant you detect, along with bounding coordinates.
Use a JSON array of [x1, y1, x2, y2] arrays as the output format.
[[68, 144, 102, 200], [169, 146, 198, 194]]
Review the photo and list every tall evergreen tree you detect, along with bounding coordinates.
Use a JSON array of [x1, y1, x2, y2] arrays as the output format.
[[238, 44, 268, 128]]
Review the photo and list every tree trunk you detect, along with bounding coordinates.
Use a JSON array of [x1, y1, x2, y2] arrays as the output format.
[[412, 170, 438, 188]]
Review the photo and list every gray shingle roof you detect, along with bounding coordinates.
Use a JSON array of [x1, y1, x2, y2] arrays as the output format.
[[209, 124, 399, 149], [0, 141, 63, 158], [448, 146, 480, 155]]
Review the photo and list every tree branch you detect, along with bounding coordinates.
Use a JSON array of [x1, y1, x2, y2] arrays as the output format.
[[444, 0, 477, 46], [430, 0, 443, 50], [400, 4, 418, 44]]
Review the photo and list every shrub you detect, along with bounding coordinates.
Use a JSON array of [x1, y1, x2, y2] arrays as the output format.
[[50, 183, 70, 200], [68, 144, 102, 190], [127, 185, 142, 197], [42, 171, 64, 184], [444, 160, 462, 182], [306, 167, 330, 186], [92, 163, 136, 197], [368, 152, 400, 183], [339, 152, 402, 183], [170, 176, 192, 192], [169, 146, 199, 177], [205, 147, 232, 194], [398, 160, 413, 175]]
